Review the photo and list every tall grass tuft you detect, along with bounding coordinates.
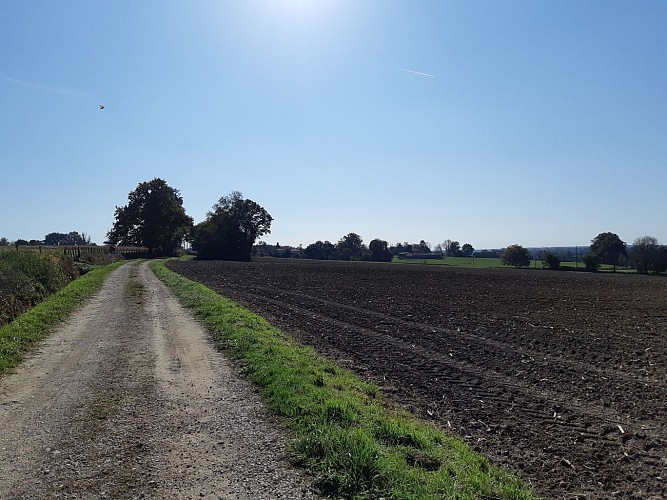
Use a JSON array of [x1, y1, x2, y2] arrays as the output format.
[[0, 251, 79, 326]]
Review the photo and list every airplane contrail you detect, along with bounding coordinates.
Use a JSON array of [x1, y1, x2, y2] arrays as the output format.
[[1, 75, 95, 99], [399, 68, 435, 78]]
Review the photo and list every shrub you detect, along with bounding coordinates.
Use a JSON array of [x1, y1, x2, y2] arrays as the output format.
[[582, 253, 600, 272], [0, 251, 78, 327], [542, 252, 560, 270], [500, 244, 531, 268]]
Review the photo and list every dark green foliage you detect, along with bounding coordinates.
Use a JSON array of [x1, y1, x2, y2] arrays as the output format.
[[304, 240, 337, 260], [443, 239, 462, 256], [414, 240, 431, 254], [590, 232, 627, 271], [107, 178, 193, 255], [338, 248, 353, 261], [0, 261, 124, 374], [653, 246, 667, 274], [461, 243, 474, 256], [193, 191, 272, 261], [44, 231, 90, 246], [500, 244, 530, 268], [337, 233, 365, 260], [542, 252, 560, 270], [630, 236, 660, 274], [369, 239, 393, 262], [582, 253, 600, 272], [0, 252, 75, 326]]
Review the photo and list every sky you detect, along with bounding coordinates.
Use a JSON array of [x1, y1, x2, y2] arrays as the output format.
[[1, 0, 666, 250]]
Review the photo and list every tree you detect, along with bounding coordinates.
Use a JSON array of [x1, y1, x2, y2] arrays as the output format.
[[461, 243, 474, 257], [630, 236, 659, 274], [414, 240, 431, 254], [590, 232, 627, 271], [653, 246, 667, 275], [443, 240, 461, 257], [304, 240, 336, 260], [107, 178, 193, 255], [44, 231, 88, 246], [500, 244, 531, 268], [653, 245, 667, 274], [542, 252, 560, 270], [192, 191, 272, 261], [582, 253, 600, 272], [369, 239, 393, 262], [0, 238, 9, 246], [337, 233, 365, 260]]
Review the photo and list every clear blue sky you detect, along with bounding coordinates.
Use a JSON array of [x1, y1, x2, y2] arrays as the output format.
[[2, 1, 665, 249]]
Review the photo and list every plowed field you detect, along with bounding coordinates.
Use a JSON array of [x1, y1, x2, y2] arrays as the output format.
[[167, 259, 667, 499]]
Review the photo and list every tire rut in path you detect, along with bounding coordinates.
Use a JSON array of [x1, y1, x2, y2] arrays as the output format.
[[0, 261, 318, 499]]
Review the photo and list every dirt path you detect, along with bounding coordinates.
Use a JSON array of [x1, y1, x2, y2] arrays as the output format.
[[0, 261, 319, 499]]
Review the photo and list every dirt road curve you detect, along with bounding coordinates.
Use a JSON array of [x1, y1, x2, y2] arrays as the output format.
[[0, 262, 318, 499]]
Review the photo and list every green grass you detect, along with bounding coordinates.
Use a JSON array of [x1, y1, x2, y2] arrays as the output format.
[[393, 256, 505, 268], [151, 260, 538, 499], [393, 256, 632, 272], [0, 261, 127, 376]]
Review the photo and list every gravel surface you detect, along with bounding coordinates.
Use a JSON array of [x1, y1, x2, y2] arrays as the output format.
[[0, 261, 320, 499]]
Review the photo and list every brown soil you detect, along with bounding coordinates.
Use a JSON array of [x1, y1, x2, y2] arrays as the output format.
[[0, 261, 319, 499], [167, 258, 667, 500]]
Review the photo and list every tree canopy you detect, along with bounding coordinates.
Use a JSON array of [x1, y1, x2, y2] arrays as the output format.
[[304, 240, 336, 260], [44, 231, 91, 246], [107, 178, 193, 255], [590, 232, 627, 271], [630, 236, 659, 275], [461, 243, 474, 257], [369, 239, 393, 262], [500, 244, 531, 268], [193, 191, 272, 261], [337, 233, 365, 260]]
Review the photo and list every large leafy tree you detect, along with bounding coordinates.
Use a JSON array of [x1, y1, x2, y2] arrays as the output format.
[[193, 191, 272, 261], [304, 240, 336, 260], [442, 239, 461, 257], [337, 233, 365, 260], [630, 236, 659, 274], [107, 178, 193, 255], [369, 239, 393, 262], [590, 232, 627, 271], [500, 244, 531, 268], [44, 231, 90, 246]]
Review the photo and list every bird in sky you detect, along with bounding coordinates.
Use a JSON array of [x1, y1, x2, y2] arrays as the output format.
[[99, 104, 105, 110]]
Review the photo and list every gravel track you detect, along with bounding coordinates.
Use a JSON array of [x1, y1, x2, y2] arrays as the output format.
[[0, 261, 319, 499]]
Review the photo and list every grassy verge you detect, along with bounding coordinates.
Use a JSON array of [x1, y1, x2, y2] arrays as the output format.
[[151, 260, 537, 500], [0, 261, 127, 376]]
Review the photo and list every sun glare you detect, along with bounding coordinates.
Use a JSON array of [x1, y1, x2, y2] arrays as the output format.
[[268, 0, 336, 21]]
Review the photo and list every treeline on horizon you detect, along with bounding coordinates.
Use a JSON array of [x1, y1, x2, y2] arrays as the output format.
[[2, 176, 666, 274], [254, 232, 667, 275]]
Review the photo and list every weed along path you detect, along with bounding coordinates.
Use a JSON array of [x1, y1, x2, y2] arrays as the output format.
[[0, 261, 319, 499]]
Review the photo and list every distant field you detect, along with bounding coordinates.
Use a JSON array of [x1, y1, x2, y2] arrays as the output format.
[[393, 256, 631, 272], [393, 256, 504, 268]]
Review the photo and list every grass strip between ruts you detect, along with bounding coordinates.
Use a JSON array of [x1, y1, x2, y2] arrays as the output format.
[[151, 260, 538, 500], [0, 261, 127, 376]]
